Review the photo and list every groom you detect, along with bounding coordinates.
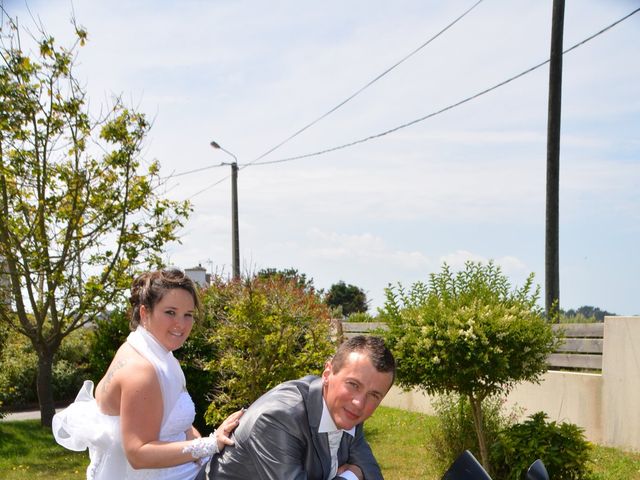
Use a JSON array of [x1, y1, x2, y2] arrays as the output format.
[[196, 335, 395, 480]]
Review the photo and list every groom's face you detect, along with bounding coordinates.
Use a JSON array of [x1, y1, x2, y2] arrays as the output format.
[[322, 351, 394, 430]]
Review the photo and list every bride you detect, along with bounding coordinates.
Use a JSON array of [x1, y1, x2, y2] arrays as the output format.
[[53, 268, 243, 479]]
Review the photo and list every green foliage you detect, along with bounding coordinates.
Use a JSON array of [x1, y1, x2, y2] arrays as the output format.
[[0, 331, 37, 407], [346, 311, 375, 323], [491, 412, 594, 479], [324, 280, 368, 317], [0, 12, 190, 424], [87, 311, 130, 381], [53, 327, 93, 398], [255, 267, 316, 294], [174, 314, 221, 435], [559, 312, 599, 324], [380, 261, 560, 400], [559, 305, 616, 324], [201, 275, 335, 426], [430, 393, 521, 474], [0, 326, 92, 408]]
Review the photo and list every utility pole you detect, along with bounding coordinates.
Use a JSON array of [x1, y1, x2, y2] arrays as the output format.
[[210, 141, 240, 281], [545, 0, 565, 319]]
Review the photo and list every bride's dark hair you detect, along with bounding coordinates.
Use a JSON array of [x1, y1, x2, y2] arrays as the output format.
[[129, 268, 201, 330]]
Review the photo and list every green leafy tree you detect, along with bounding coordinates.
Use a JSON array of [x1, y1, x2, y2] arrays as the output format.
[[255, 267, 315, 294], [380, 261, 560, 473], [0, 14, 190, 426], [325, 280, 368, 317], [562, 305, 616, 323], [201, 275, 335, 426]]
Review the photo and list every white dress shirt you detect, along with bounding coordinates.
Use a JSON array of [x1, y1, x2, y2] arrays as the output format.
[[318, 399, 357, 480]]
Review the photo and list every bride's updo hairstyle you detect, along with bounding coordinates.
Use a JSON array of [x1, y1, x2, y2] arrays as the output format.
[[129, 268, 201, 330]]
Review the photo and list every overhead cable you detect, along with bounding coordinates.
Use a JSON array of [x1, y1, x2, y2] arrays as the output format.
[[248, 7, 640, 167], [242, 0, 485, 169]]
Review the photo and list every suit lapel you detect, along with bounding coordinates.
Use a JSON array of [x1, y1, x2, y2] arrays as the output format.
[[307, 377, 332, 479]]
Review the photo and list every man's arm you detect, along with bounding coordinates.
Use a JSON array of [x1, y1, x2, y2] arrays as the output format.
[[244, 412, 310, 480]]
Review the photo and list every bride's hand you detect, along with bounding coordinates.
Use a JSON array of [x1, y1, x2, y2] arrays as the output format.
[[216, 408, 245, 451]]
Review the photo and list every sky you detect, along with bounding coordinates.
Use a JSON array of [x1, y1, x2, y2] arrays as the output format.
[[3, 0, 639, 315]]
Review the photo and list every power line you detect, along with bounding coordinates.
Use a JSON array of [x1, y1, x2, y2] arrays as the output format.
[[243, 0, 485, 169], [162, 162, 227, 180], [185, 6, 639, 197], [248, 7, 640, 167], [187, 175, 229, 200]]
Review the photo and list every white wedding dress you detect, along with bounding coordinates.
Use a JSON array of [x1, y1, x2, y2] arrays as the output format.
[[53, 327, 202, 480]]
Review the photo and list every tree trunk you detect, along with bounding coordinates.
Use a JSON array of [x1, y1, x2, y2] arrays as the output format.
[[468, 394, 491, 476], [36, 352, 56, 428]]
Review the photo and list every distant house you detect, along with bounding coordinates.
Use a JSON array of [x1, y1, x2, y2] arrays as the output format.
[[184, 264, 210, 288]]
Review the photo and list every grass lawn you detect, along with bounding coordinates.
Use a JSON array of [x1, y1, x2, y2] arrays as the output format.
[[0, 419, 87, 479], [2, 407, 640, 479]]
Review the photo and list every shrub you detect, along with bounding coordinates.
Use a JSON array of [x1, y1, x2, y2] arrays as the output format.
[[174, 315, 221, 435], [202, 275, 335, 426], [87, 310, 130, 381], [0, 326, 92, 408], [345, 311, 375, 323], [0, 331, 39, 408], [491, 411, 593, 479]]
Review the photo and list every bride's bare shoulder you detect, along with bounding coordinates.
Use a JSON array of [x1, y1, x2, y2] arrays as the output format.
[[95, 342, 156, 414]]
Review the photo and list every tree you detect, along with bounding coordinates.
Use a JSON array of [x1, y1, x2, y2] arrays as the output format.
[[324, 280, 368, 317], [561, 305, 616, 322], [255, 267, 315, 294], [0, 14, 190, 426], [379, 261, 560, 474]]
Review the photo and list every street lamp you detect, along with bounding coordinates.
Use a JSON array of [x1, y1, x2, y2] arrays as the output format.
[[210, 140, 240, 281]]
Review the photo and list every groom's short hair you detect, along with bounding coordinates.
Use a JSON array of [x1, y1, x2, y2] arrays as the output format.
[[331, 335, 396, 381]]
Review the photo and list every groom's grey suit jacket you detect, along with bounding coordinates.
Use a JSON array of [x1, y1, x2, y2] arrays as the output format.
[[199, 375, 383, 480]]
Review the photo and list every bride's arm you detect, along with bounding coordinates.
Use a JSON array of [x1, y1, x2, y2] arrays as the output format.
[[119, 359, 196, 468]]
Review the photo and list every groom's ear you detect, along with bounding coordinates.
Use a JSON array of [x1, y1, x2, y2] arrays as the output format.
[[321, 361, 332, 382]]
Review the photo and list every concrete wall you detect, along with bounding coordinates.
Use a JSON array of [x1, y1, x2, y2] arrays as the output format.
[[602, 316, 640, 451], [380, 316, 639, 452], [505, 371, 603, 444]]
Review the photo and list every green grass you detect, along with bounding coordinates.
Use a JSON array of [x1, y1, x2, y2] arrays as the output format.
[[0, 420, 88, 479], [365, 406, 640, 480], [366, 406, 442, 479], [3, 408, 640, 479]]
